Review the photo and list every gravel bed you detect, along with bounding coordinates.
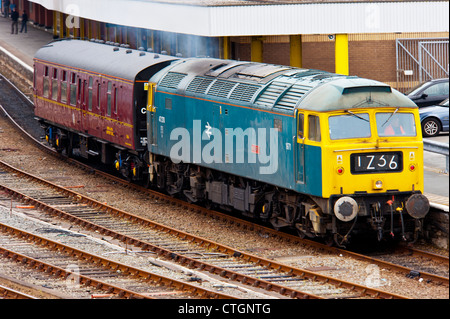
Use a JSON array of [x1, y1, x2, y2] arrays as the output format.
[[0, 112, 448, 299], [0, 202, 275, 299]]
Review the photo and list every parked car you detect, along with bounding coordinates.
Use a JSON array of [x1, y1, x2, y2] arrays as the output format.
[[407, 78, 449, 107], [419, 98, 449, 137]]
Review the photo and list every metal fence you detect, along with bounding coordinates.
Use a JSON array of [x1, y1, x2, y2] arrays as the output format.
[[396, 38, 449, 93], [423, 140, 449, 175]]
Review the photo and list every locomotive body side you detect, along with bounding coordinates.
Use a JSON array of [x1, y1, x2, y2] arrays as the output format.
[[147, 59, 430, 245]]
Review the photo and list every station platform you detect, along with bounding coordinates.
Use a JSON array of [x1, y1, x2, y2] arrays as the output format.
[[0, 16, 53, 68]]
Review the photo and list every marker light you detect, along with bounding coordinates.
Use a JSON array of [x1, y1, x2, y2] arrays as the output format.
[[374, 180, 383, 189], [337, 167, 344, 175], [409, 164, 416, 172]]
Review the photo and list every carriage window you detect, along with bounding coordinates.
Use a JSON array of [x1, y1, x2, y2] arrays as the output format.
[[376, 112, 416, 137], [88, 77, 93, 111], [106, 81, 112, 116], [97, 83, 101, 110], [60, 70, 67, 103], [308, 115, 321, 142], [51, 68, 58, 101], [114, 87, 118, 114], [43, 77, 49, 98], [329, 113, 371, 140], [69, 73, 77, 105]]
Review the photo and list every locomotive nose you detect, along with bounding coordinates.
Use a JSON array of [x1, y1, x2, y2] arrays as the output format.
[[405, 194, 430, 219]]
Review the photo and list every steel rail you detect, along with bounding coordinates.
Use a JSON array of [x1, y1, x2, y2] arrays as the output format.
[[0, 284, 37, 299], [0, 222, 236, 300], [402, 247, 449, 265], [0, 160, 408, 299]]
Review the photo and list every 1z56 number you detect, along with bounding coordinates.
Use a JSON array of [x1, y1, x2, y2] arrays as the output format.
[[350, 152, 403, 174]]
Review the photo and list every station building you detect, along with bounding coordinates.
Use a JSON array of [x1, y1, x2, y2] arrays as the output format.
[[3, 0, 449, 92]]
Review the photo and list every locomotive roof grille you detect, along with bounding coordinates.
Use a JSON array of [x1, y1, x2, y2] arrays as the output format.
[[274, 83, 312, 109], [153, 56, 416, 111], [159, 72, 188, 89], [184, 76, 261, 103], [255, 80, 290, 107], [186, 77, 214, 94], [229, 83, 261, 102], [208, 80, 238, 99]]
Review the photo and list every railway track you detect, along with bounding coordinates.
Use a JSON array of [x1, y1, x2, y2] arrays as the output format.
[[0, 159, 421, 299], [0, 284, 37, 299], [0, 222, 238, 300]]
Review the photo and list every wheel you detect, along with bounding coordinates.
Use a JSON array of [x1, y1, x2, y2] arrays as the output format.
[[422, 118, 440, 137]]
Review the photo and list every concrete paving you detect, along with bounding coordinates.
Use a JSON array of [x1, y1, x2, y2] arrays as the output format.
[[0, 16, 53, 67]]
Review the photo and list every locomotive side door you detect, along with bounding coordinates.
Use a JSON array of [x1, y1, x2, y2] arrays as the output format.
[[147, 82, 157, 146], [294, 110, 305, 184]]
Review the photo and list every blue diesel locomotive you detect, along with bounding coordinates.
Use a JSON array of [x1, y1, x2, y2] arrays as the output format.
[[145, 58, 429, 246], [34, 40, 430, 246]]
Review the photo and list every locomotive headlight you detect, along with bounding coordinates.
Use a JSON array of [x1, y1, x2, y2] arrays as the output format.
[[373, 179, 383, 190]]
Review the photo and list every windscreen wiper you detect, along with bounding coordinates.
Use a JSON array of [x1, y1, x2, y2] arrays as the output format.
[[345, 110, 369, 122], [381, 108, 399, 127]]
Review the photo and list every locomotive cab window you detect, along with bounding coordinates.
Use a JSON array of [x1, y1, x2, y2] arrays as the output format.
[[297, 113, 304, 141], [308, 115, 321, 142], [329, 113, 371, 140], [376, 112, 416, 137]]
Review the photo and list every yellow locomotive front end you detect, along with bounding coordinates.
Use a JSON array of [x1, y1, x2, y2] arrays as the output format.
[[323, 107, 424, 197], [321, 106, 430, 244], [295, 78, 431, 245]]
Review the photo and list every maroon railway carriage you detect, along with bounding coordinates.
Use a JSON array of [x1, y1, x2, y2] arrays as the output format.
[[33, 39, 177, 180]]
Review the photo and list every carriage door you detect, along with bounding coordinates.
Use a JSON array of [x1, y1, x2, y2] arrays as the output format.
[[147, 83, 157, 146], [79, 78, 88, 132], [295, 110, 305, 184], [76, 76, 86, 132]]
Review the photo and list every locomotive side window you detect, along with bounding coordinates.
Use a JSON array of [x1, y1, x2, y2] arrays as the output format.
[[308, 115, 321, 142], [88, 77, 93, 111], [70, 73, 77, 106], [51, 68, 58, 101], [297, 113, 304, 139], [60, 70, 67, 104]]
